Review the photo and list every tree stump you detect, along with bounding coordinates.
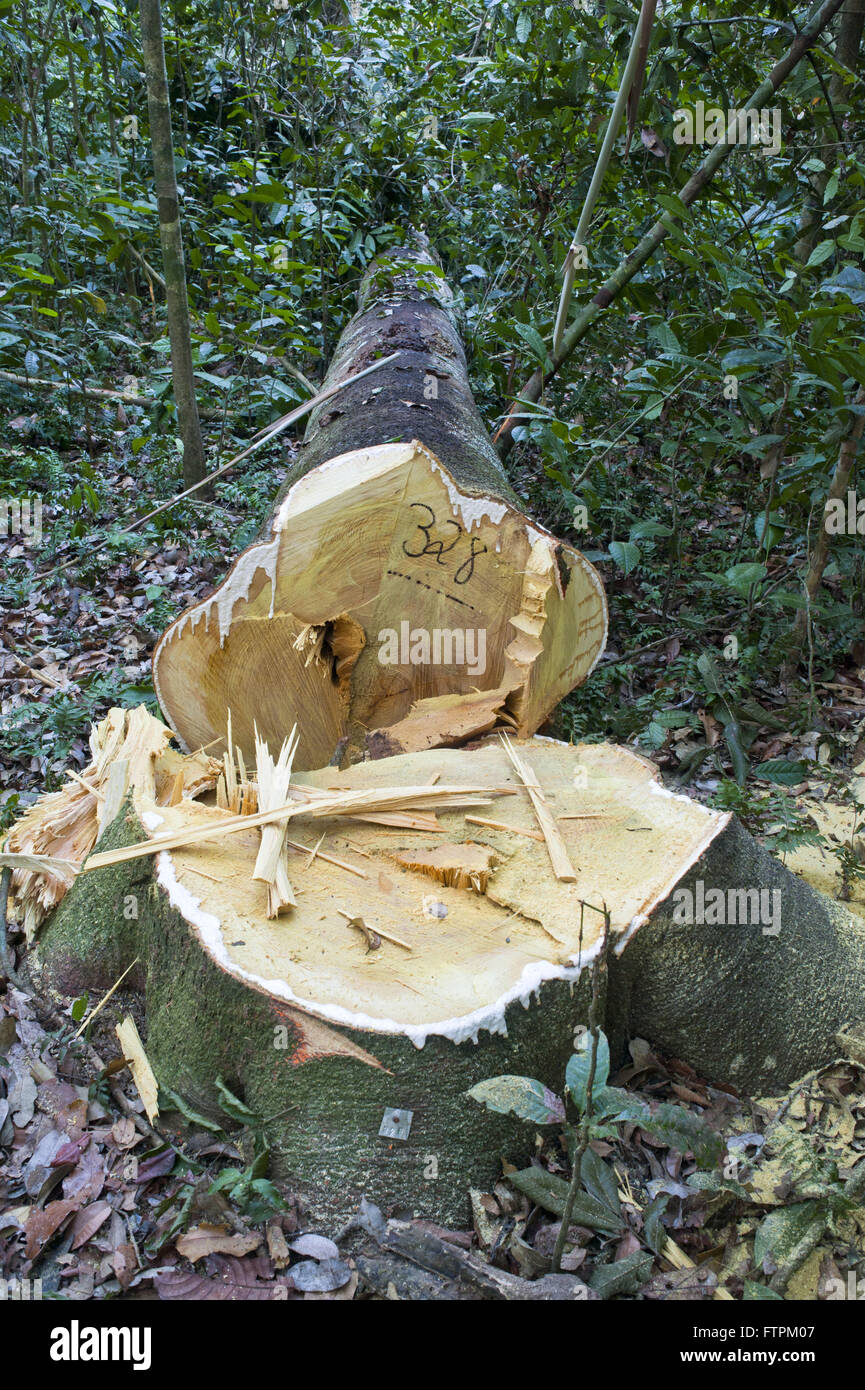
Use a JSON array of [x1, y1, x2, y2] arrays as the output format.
[[14, 714, 865, 1227]]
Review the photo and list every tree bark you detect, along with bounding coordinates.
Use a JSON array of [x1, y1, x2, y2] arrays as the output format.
[[794, 0, 864, 262], [139, 0, 206, 489], [274, 242, 517, 506]]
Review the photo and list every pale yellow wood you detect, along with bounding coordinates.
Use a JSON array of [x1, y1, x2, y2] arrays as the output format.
[[366, 686, 517, 757], [153, 442, 607, 770], [82, 783, 512, 872], [141, 738, 731, 1030], [253, 726, 299, 917], [464, 816, 544, 841], [284, 835, 367, 879], [4, 708, 219, 939], [65, 768, 105, 800], [337, 908, 413, 952], [7, 724, 734, 1036], [115, 1015, 160, 1123], [97, 759, 129, 839], [500, 735, 578, 882]]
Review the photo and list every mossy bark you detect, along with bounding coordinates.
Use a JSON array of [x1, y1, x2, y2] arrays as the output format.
[[607, 817, 865, 1093], [32, 810, 865, 1226], [268, 241, 519, 521]]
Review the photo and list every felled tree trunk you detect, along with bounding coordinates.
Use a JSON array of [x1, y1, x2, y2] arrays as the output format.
[[152, 245, 607, 770], [16, 713, 865, 1227]]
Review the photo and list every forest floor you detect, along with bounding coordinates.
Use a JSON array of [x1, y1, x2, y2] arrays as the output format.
[[3, 970, 864, 1301]]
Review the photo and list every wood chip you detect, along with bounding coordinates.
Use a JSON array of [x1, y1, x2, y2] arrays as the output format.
[[253, 726, 300, 917], [337, 908, 412, 952], [115, 1015, 159, 1123]]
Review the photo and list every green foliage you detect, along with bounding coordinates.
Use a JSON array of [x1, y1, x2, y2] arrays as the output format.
[[468, 1029, 723, 1265], [466, 1075, 566, 1126], [589, 1250, 654, 1298], [208, 1161, 285, 1225], [507, 1165, 625, 1235]]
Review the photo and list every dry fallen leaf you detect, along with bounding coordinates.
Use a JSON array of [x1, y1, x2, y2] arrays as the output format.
[[175, 1223, 263, 1262], [69, 1200, 114, 1250], [24, 1198, 79, 1259], [288, 1232, 340, 1262], [111, 1117, 139, 1149], [266, 1221, 292, 1270], [641, 126, 668, 157]]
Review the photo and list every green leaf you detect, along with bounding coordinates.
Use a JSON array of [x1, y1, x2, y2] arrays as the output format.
[[194, 370, 234, 390], [508, 1168, 625, 1233], [578, 1145, 622, 1217], [467, 1075, 565, 1126], [656, 193, 690, 220], [629, 520, 673, 542], [71, 994, 88, 1022], [636, 1103, 725, 1167], [512, 321, 552, 370], [516, 11, 532, 42], [723, 718, 749, 787], [805, 239, 835, 269], [687, 1171, 751, 1201], [643, 720, 667, 750], [214, 1076, 258, 1125], [754, 758, 808, 786], [821, 266, 865, 306], [643, 1193, 670, 1254], [565, 1030, 610, 1110], [589, 1250, 653, 1298], [721, 347, 784, 372], [160, 1086, 223, 1133], [591, 1084, 644, 1120], [608, 540, 641, 575], [653, 710, 698, 729], [753, 1201, 827, 1271], [696, 651, 724, 694], [743, 1280, 785, 1300], [725, 562, 767, 594]]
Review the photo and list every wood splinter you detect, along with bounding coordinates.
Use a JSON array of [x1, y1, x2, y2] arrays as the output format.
[[253, 724, 300, 917], [337, 907, 412, 953], [500, 735, 578, 882]]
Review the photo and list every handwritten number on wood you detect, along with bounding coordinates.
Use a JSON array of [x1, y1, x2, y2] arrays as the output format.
[[402, 503, 487, 585], [453, 537, 487, 586], [402, 503, 461, 564]]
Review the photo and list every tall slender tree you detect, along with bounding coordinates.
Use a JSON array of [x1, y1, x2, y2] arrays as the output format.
[[138, 0, 205, 489]]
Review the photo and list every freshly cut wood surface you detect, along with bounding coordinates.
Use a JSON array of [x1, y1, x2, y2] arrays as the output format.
[[142, 738, 729, 1033], [153, 442, 607, 772]]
